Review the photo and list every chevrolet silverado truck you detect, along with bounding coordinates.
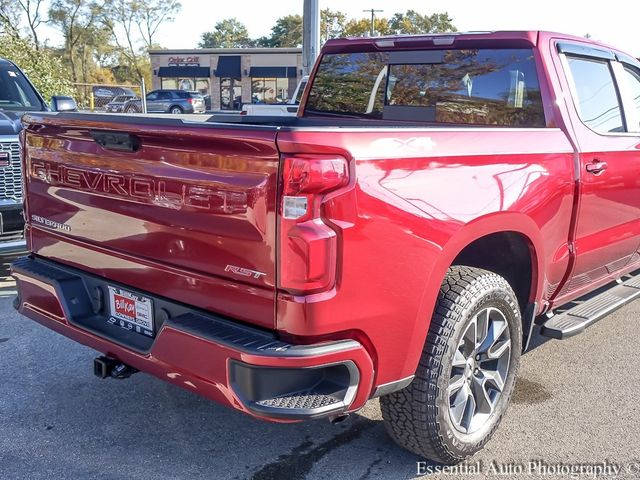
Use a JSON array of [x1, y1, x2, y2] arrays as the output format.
[[0, 57, 76, 255], [12, 31, 640, 463]]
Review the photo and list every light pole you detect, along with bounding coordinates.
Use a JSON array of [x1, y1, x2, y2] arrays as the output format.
[[363, 8, 384, 37], [303, 0, 320, 75]]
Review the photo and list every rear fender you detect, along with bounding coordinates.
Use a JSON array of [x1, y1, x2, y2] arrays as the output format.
[[400, 213, 543, 378]]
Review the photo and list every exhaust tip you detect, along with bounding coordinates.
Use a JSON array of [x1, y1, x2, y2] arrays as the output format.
[[329, 414, 350, 424]]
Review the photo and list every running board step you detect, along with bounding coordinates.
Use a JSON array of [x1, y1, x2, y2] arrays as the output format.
[[541, 275, 640, 339]]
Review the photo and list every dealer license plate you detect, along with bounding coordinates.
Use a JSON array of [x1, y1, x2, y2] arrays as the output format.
[[107, 286, 154, 337]]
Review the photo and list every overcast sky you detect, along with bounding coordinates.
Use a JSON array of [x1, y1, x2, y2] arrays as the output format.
[[41, 0, 640, 56]]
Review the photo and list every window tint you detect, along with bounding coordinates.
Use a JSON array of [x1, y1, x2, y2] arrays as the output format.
[[306, 51, 391, 118], [0, 65, 42, 111], [622, 66, 640, 132], [157, 91, 172, 100], [146, 91, 158, 100], [305, 49, 545, 127], [566, 57, 624, 133]]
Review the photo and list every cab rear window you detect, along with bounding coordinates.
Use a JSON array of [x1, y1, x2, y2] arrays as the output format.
[[305, 49, 546, 127]]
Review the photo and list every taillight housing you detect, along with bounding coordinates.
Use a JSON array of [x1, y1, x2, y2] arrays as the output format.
[[187, 98, 193, 104], [279, 155, 349, 294]]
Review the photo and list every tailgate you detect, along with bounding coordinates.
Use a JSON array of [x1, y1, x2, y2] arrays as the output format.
[[22, 113, 280, 329]]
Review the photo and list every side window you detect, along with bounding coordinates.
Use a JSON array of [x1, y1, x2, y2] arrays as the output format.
[[158, 91, 172, 100], [622, 66, 640, 132], [146, 91, 158, 101], [566, 56, 624, 133]]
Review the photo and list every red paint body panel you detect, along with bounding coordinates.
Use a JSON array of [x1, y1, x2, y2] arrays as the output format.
[[12, 267, 374, 418], [276, 128, 575, 384], [13, 31, 640, 419], [22, 117, 280, 329]]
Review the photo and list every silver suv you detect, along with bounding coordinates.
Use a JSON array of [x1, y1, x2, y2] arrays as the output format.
[[123, 90, 206, 114]]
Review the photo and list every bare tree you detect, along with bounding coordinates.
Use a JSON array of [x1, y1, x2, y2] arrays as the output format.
[[135, 0, 181, 49], [100, 0, 143, 79], [0, 1, 23, 39], [16, 0, 46, 49]]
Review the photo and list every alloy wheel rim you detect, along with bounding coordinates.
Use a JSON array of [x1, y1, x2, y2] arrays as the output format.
[[447, 307, 511, 434]]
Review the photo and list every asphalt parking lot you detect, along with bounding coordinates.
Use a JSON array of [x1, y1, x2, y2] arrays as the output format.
[[1, 260, 639, 480]]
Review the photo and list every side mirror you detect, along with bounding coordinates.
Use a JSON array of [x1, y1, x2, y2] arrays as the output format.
[[51, 96, 77, 112]]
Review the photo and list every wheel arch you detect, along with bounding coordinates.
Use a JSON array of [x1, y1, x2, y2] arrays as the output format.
[[400, 213, 544, 379]]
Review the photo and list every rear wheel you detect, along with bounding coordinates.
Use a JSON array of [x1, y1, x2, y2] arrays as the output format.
[[380, 266, 522, 464], [170, 106, 183, 114]]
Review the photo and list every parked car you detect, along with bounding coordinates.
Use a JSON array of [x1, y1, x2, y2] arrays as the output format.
[[105, 94, 138, 113], [92, 86, 137, 109], [123, 89, 206, 114], [0, 57, 76, 255], [13, 31, 640, 464], [241, 76, 308, 116]]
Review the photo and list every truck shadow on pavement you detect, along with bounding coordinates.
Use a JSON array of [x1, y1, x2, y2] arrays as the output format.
[[36, 371, 426, 480], [1, 259, 555, 480]]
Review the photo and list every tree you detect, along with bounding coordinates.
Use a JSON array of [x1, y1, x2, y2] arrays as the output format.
[[16, 0, 46, 49], [199, 18, 253, 48], [255, 9, 347, 48], [135, 0, 181, 50], [343, 17, 392, 37], [266, 14, 302, 47], [49, 0, 102, 83], [0, 35, 72, 100], [388, 10, 456, 34], [0, 1, 21, 38], [100, 0, 144, 79], [321, 8, 346, 44]]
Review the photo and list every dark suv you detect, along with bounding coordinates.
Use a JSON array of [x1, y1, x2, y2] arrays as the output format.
[[0, 58, 76, 255], [123, 90, 205, 114]]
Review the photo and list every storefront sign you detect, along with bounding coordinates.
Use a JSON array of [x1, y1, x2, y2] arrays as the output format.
[[168, 56, 200, 66]]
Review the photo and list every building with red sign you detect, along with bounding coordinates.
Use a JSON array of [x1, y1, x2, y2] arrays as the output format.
[[149, 47, 303, 111]]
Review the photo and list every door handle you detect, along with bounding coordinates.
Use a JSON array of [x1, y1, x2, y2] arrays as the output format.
[[585, 160, 608, 175]]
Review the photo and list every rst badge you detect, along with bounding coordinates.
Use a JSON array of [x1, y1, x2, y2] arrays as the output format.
[[225, 265, 267, 280]]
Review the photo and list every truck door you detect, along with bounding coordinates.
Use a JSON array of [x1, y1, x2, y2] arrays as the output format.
[[557, 42, 640, 297]]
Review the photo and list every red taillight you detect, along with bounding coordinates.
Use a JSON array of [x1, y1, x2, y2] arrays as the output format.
[[283, 156, 348, 196], [279, 155, 349, 294], [187, 98, 193, 104]]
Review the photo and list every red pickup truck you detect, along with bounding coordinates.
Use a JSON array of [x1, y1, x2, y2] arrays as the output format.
[[12, 31, 640, 463]]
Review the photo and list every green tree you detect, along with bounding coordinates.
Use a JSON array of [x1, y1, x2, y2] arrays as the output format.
[[343, 17, 392, 37], [266, 14, 302, 47], [320, 8, 346, 43], [199, 18, 253, 48], [49, 0, 102, 83], [255, 9, 347, 48], [0, 35, 72, 100], [388, 10, 456, 34]]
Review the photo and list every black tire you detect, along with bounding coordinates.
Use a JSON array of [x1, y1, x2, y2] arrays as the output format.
[[169, 106, 183, 114], [380, 266, 522, 464]]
